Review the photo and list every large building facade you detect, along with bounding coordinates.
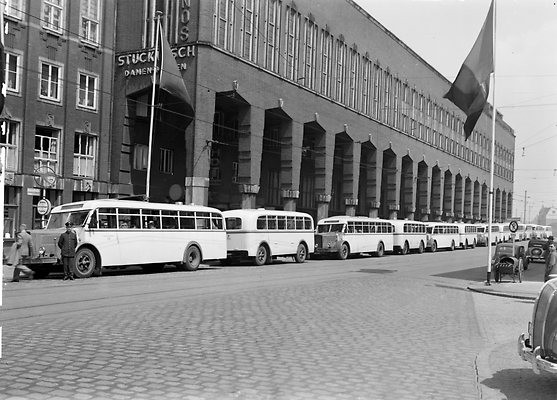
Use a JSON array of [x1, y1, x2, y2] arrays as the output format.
[[1, 0, 116, 235], [113, 0, 515, 223], [2, 0, 515, 237]]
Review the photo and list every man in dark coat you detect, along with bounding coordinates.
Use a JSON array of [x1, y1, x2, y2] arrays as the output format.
[[58, 221, 78, 280], [543, 236, 555, 282], [11, 224, 35, 282]]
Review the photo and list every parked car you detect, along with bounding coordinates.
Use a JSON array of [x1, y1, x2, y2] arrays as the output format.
[[526, 239, 547, 265], [491, 243, 525, 283], [518, 278, 557, 374]]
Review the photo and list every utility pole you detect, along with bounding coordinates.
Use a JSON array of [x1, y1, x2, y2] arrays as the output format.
[[523, 190, 527, 222]]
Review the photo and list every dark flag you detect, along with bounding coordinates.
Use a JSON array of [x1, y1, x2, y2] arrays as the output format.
[[444, 0, 494, 140], [157, 22, 194, 119]]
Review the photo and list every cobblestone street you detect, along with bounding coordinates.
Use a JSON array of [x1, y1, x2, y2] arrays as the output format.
[[1, 266, 484, 400]]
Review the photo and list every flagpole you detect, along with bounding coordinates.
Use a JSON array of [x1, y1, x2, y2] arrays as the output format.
[[486, 0, 497, 285], [146, 11, 162, 201]]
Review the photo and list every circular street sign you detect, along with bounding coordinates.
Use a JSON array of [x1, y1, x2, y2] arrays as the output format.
[[37, 198, 52, 215], [34, 166, 58, 188], [509, 220, 519, 233]]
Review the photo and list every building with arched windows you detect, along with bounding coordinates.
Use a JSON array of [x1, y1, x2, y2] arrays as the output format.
[[113, 0, 515, 223]]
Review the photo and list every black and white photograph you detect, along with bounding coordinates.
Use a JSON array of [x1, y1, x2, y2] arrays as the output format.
[[1, 0, 557, 399]]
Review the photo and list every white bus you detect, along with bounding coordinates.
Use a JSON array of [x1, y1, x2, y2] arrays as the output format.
[[27, 199, 227, 278], [425, 222, 460, 252], [223, 209, 314, 266], [314, 216, 394, 259], [389, 220, 427, 255], [455, 223, 478, 249]]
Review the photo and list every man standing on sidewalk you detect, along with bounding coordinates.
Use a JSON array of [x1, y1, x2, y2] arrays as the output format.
[[11, 224, 35, 282], [58, 221, 78, 280], [545, 243, 557, 282]]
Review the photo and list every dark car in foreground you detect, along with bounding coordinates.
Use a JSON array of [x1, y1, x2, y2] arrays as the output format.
[[526, 239, 547, 265], [518, 278, 557, 374]]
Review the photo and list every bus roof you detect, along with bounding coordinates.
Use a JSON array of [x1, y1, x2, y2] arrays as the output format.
[[50, 199, 223, 214], [317, 215, 392, 224], [222, 209, 313, 219]]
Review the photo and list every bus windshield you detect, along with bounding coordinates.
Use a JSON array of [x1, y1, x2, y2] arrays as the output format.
[[47, 211, 91, 229], [317, 223, 344, 233], [426, 227, 433, 234]]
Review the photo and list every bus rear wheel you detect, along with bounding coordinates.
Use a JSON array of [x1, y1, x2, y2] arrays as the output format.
[[430, 241, 437, 253], [254, 245, 269, 266], [294, 243, 308, 263], [418, 241, 425, 254], [182, 246, 201, 271], [401, 241, 409, 255], [74, 248, 97, 278], [375, 242, 385, 257]]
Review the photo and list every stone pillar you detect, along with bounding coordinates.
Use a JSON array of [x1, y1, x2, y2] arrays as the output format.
[[343, 141, 361, 217], [443, 173, 454, 222], [239, 183, 260, 209], [417, 164, 431, 222], [473, 182, 481, 221], [465, 180, 474, 221], [404, 162, 418, 220], [237, 105, 265, 209], [316, 194, 331, 222], [367, 148, 382, 218], [431, 168, 443, 221], [314, 130, 334, 218], [281, 120, 303, 211], [454, 176, 464, 221], [185, 91, 214, 205], [387, 156, 402, 220]]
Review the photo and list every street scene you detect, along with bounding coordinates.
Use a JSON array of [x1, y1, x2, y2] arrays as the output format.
[[2, 246, 557, 399], [1, 0, 557, 399]]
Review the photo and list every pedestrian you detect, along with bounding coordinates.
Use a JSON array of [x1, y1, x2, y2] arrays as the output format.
[[545, 243, 557, 282], [10, 224, 35, 282], [58, 221, 78, 280], [543, 235, 555, 280]]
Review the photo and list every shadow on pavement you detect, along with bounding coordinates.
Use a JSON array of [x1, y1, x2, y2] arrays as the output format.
[[481, 369, 557, 400], [434, 263, 546, 283]]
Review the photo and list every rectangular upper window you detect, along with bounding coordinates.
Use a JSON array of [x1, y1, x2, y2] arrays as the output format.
[[80, 0, 100, 45], [77, 71, 98, 110], [42, 0, 65, 34], [39, 60, 62, 102], [5, 52, 21, 93], [5, 0, 24, 20]]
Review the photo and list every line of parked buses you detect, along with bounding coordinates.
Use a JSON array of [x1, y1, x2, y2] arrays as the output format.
[[26, 199, 553, 279]]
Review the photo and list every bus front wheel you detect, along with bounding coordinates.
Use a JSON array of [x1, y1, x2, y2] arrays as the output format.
[[337, 243, 349, 260], [74, 248, 97, 278], [430, 241, 437, 253], [401, 241, 409, 255], [183, 246, 201, 271]]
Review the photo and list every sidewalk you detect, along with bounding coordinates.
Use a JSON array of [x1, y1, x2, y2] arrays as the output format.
[[468, 280, 543, 300]]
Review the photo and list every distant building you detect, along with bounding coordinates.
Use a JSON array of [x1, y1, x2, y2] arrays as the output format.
[[1, 0, 116, 234]]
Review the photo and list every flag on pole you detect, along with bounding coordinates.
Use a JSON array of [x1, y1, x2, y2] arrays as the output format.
[[157, 22, 193, 118], [444, 0, 494, 140]]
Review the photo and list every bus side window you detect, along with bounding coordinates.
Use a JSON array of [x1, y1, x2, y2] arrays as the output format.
[[304, 217, 312, 230], [89, 212, 98, 229], [257, 216, 267, 230], [277, 216, 286, 230], [268, 216, 277, 230], [287, 216, 295, 230]]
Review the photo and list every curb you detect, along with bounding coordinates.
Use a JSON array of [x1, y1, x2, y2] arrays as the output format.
[[467, 286, 537, 301]]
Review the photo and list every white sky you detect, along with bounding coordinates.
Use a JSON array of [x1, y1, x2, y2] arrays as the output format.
[[356, 0, 557, 222]]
